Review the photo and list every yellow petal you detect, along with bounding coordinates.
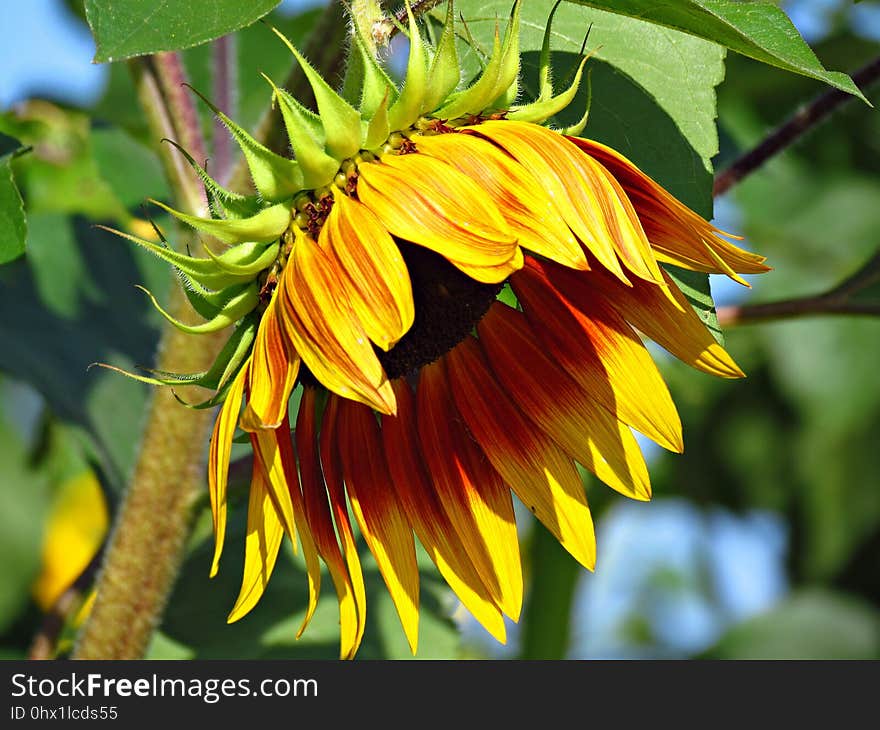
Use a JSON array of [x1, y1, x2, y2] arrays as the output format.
[[570, 264, 744, 378], [446, 338, 597, 571], [478, 302, 651, 501], [337, 398, 421, 654], [250, 423, 322, 637], [227, 454, 284, 622], [324, 192, 414, 350], [208, 362, 249, 578], [418, 359, 523, 620], [296, 388, 362, 659], [382, 380, 507, 642], [320, 396, 368, 656], [277, 229, 396, 414], [513, 258, 684, 453], [240, 291, 299, 431], [570, 136, 770, 280], [416, 132, 588, 270], [357, 153, 520, 271], [472, 120, 630, 284]]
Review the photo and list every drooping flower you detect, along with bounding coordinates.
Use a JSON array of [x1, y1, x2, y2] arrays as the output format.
[[110, 1, 768, 658]]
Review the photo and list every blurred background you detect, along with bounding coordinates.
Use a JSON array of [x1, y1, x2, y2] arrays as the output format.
[[0, 0, 878, 659]]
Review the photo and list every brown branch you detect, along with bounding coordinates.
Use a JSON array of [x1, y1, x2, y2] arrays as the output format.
[[373, 0, 445, 44], [714, 55, 880, 197], [717, 248, 880, 327]]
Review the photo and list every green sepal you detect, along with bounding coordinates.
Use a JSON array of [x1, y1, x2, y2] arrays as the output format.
[[138, 281, 260, 335], [364, 88, 392, 150], [101, 226, 256, 290], [90, 361, 207, 389], [268, 81, 341, 190], [203, 239, 280, 277], [186, 85, 304, 201], [561, 69, 592, 136], [270, 26, 362, 161], [388, 1, 428, 132], [486, 0, 523, 112], [346, 25, 399, 121], [151, 199, 291, 245], [422, 0, 460, 113], [178, 270, 223, 319], [435, 23, 502, 120], [537, 0, 563, 103], [508, 55, 588, 124], [164, 139, 261, 220], [102, 312, 259, 395], [173, 349, 250, 410]]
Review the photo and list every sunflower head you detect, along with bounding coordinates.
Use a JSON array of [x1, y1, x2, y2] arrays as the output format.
[[107, 0, 769, 659]]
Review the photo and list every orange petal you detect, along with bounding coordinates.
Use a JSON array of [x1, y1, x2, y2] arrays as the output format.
[[446, 338, 597, 570], [478, 302, 651, 501], [569, 136, 770, 281], [417, 359, 523, 620], [208, 361, 249, 578], [562, 262, 744, 378], [337, 398, 421, 654], [382, 379, 507, 642], [227, 452, 284, 622], [296, 387, 362, 659], [325, 192, 415, 350], [357, 153, 520, 279], [319, 395, 367, 653], [512, 258, 684, 453], [415, 132, 588, 271], [250, 422, 322, 637], [240, 292, 299, 431], [277, 229, 396, 414]]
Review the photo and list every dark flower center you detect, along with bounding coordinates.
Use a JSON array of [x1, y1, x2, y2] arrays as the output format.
[[379, 243, 502, 379], [297, 242, 501, 388]]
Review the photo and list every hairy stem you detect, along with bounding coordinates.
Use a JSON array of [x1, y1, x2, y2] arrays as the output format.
[[714, 55, 880, 197], [72, 56, 224, 660], [212, 35, 238, 184]]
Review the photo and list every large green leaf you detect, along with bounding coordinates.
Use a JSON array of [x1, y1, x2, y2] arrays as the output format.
[[0, 151, 27, 265], [567, 0, 863, 99], [0, 217, 167, 491], [455, 0, 725, 215], [85, 0, 282, 63]]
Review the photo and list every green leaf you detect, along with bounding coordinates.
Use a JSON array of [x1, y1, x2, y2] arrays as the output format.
[[454, 0, 725, 215], [702, 589, 880, 659], [566, 0, 864, 100], [0, 415, 50, 633], [664, 265, 723, 345], [85, 0, 282, 63], [0, 151, 27, 265], [0, 219, 167, 491], [91, 128, 169, 206]]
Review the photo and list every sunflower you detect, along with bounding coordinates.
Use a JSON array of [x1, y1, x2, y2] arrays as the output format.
[[111, 1, 768, 658]]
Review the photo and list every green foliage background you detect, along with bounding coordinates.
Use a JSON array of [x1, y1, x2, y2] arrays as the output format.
[[0, 0, 878, 659]]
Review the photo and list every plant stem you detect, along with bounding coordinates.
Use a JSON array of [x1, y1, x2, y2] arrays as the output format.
[[212, 35, 238, 184], [714, 55, 880, 197], [72, 56, 224, 660]]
